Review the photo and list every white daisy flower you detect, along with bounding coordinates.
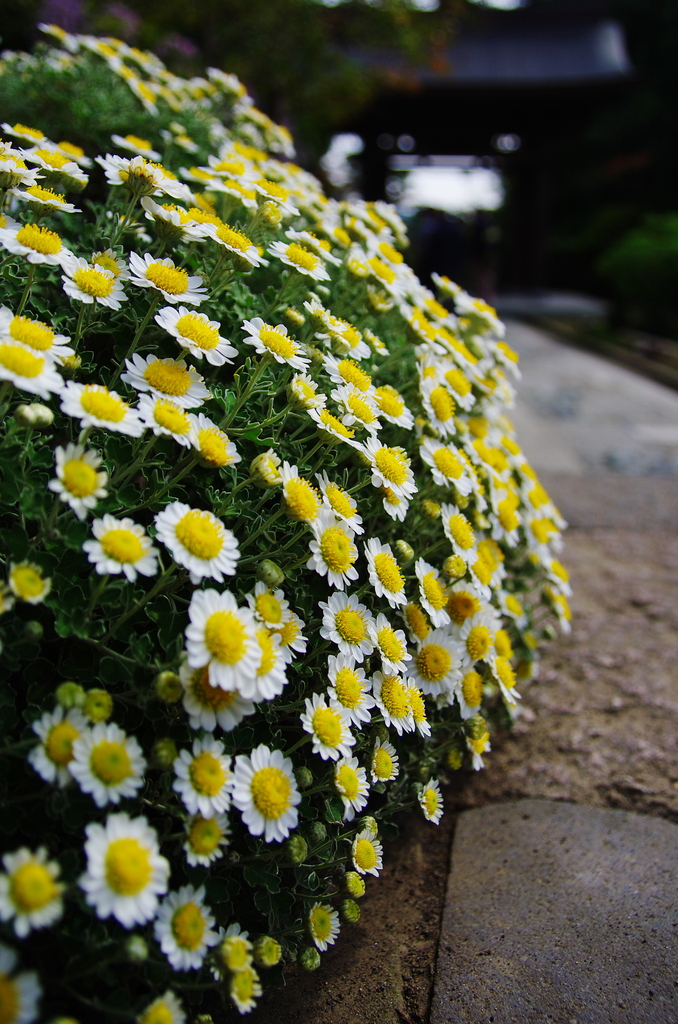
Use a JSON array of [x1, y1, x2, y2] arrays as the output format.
[[361, 437, 417, 501], [285, 228, 342, 263], [246, 581, 290, 629], [96, 154, 192, 202], [420, 438, 473, 494], [466, 727, 491, 771], [364, 538, 406, 607], [407, 628, 464, 698], [28, 706, 87, 787], [185, 589, 261, 692], [372, 384, 414, 429], [23, 145, 88, 189], [155, 305, 237, 365], [459, 610, 497, 669], [92, 249, 129, 281], [48, 443, 107, 520], [351, 829, 383, 876], [179, 660, 256, 733], [267, 240, 330, 281], [371, 671, 415, 735], [308, 902, 340, 952], [60, 381, 144, 436], [446, 580, 485, 627], [128, 252, 207, 304], [0, 943, 41, 1024], [241, 317, 310, 371], [61, 256, 127, 309], [111, 133, 161, 159], [420, 377, 458, 438], [173, 736, 233, 817], [137, 991, 186, 1024], [0, 307, 73, 363], [491, 655, 521, 708], [8, 561, 50, 605], [0, 847, 63, 938], [321, 353, 373, 395], [370, 737, 399, 783], [251, 177, 299, 216], [327, 653, 375, 727], [155, 502, 239, 583], [440, 362, 476, 410], [240, 628, 288, 702], [315, 471, 363, 534], [231, 744, 300, 843], [11, 184, 80, 213], [69, 722, 145, 807], [319, 592, 375, 663], [333, 757, 369, 822], [418, 779, 443, 824], [372, 613, 412, 675], [0, 342, 63, 400], [280, 462, 322, 523], [318, 315, 371, 360], [80, 812, 169, 928], [301, 693, 355, 761], [407, 684, 432, 737], [440, 504, 478, 565], [307, 510, 359, 590], [0, 222, 73, 266], [331, 383, 381, 434], [415, 558, 451, 628], [137, 394, 194, 447], [183, 814, 231, 868], [271, 609, 308, 664], [229, 965, 262, 1015], [83, 514, 158, 582], [122, 353, 210, 408], [188, 413, 241, 470], [380, 486, 409, 522], [307, 406, 361, 449], [154, 885, 220, 971], [287, 372, 327, 410], [202, 222, 267, 267], [458, 669, 483, 720]]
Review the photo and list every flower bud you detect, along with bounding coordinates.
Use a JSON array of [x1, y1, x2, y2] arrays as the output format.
[[422, 499, 441, 519], [15, 403, 54, 427], [49, 1018, 80, 1024], [284, 306, 305, 328], [260, 200, 282, 228], [294, 766, 313, 790], [442, 555, 466, 580], [343, 871, 365, 899], [253, 935, 282, 968], [152, 738, 179, 769], [22, 620, 43, 642], [249, 449, 282, 488], [297, 946, 321, 972], [303, 821, 327, 845], [284, 835, 308, 864], [55, 681, 85, 710], [340, 899, 361, 924], [467, 714, 488, 741], [394, 539, 414, 565], [455, 493, 470, 510], [473, 511, 490, 531], [256, 559, 285, 588], [60, 354, 82, 374], [194, 1016, 215, 1024], [446, 749, 464, 771], [154, 671, 182, 703], [359, 816, 379, 837], [124, 935, 148, 962], [83, 688, 113, 723], [543, 624, 557, 641]]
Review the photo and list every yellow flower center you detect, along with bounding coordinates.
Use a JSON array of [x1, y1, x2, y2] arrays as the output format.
[[405, 602, 431, 640], [72, 267, 115, 298], [472, 553, 493, 586], [416, 643, 452, 683], [495, 628, 513, 659], [466, 625, 492, 661], [190, 751, 227, 796], [34, 148, 68, 168], [320, 526, 356, 573], [191, 666, 239, 711], [312, 706, 343, 747], [347, 392, 377, 424], [175, 313, 220, 350], [432, 447, 463, 480], [8, 316, 54, 350], [462, 671, 483, 707], [214, 159, 246, 175], [172, 902, 205, 950], [154, 400, 191, 434], [215, 223, 253, 252], [374, 385, 405, 418], [378, 241, 403, 264], [317, 409, 354, 439], [354, 838, 376, 871], [125, 134, 153, 149], [250, 765, 292, 819], [93, 254, 120, 277], [505, 594, 524, 616], [373, 748, 393, 779], [13, 123, 44, 139], [25, 184, 66, 204], [422, 571, 447, 611], [498, 497, 520, 532], [333, 667, 362, 708], [310, 904, 333, 940], [259, 326, 297, 359], [445, 368, 471, 396], [144, 359, 192, 396], [379, 674, 409, 717], [285, 243, 319, 272], [336, 359, 371, 391], [424, 788, 439, 817], [531, 518, 557, 544], [368, 257, 396, 283], [529, 483, 549, 508], [45, 720, 80, 766], [447, 514, 475, 550], [15, 223, 62, 255], [58, 140, 85, 158], [89, 739, 132, 785], [429, 386, 455, 422], [377, 626, 405, 663], [408, 685, 427, 723], [374, 447, 409, 486], [105, 838, 152, 896], [255, 591, 283, 624], [0, 344, 44, 378], [62, 458, 98, 497], [256, 628, 277, 677], [204, 611, 246, 664], [336, 765, 359, 801], [447, 591, 481, 625], [495, 656, 516, 690], [140, 1001, 178, 1024], [231, 966, 258, 1003], [145, 262, 189, 295], [284, 477, 320, 521], [80, 386, 128, 423], [334, 608, 366, 644], [175, 510, 224, 560], [100, 528, 144, 564], [256, 178, 289, 200], [189, 815, 223, 856], [10, 862, 59, 913], [195, 428, 232, 468], [10, 564, 45, 600], [277, 616, 300, 647]]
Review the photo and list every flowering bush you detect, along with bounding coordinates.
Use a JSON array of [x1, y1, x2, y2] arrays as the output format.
[[0, 26, 572, 1024]]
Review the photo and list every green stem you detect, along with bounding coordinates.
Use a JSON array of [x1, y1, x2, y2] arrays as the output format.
[[86, 573, 110, 617], [16, 263, 36, 315], [220, 354, 271, 430], [108, 293, 160, 389], [110, 191, 138, 248], [101, 563, 178, 642], [285, 734, 311, 758]]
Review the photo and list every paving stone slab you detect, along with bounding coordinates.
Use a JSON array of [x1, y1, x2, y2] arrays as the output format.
[[431, 799, 678, 1024]]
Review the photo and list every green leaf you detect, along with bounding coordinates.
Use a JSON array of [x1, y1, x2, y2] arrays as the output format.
[[243, 860, 280, 893]]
